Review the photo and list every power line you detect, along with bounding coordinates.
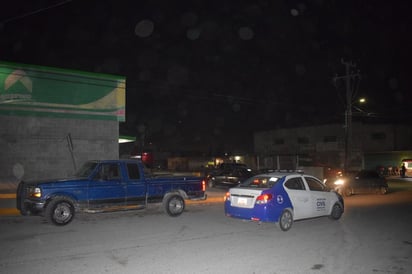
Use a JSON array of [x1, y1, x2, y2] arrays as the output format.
[[1, 0, 72, 25]]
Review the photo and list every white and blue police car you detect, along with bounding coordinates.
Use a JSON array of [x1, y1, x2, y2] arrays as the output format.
[[224, 171, 344, 231]]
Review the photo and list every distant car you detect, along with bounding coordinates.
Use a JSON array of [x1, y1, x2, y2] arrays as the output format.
[[218, 163, 248, 170], [332, 170, 388, 196], [224, 172, 344, 231], [206, 164, 254, 188]]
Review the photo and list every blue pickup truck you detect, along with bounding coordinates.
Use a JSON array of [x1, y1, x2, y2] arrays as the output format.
[[16, 159, 207, 225]]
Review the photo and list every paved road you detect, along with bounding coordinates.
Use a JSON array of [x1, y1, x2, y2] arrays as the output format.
[[1, 181, 412, 273]]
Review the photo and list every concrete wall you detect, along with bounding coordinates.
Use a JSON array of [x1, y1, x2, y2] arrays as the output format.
[[0, 115, 118, 184]]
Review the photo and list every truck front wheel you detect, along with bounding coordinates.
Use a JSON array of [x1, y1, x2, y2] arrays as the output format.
[[163, 194, 185, 217], [45, 197, 75, 226]]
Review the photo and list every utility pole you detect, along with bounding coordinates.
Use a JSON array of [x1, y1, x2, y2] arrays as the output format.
[[343, 60, 353, 172], [334, 59, 360, 172]]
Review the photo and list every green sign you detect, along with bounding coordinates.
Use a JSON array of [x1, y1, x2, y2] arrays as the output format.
[[0, 61, 125, 121]]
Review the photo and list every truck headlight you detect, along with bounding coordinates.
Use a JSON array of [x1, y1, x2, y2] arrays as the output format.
[[29, 187, 42, 198]]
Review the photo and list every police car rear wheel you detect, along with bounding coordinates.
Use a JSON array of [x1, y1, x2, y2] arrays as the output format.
[[329, 203, 343, 220], [278, 209, 293, 231]]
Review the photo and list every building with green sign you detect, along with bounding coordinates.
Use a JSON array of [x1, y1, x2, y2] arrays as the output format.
[[0, 61, 126, 185]]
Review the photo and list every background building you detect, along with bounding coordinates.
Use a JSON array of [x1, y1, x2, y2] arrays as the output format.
[[254, 122, 412, 171]]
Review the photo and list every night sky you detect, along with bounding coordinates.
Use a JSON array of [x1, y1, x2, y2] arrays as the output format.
[[2, 0, 411, 155]]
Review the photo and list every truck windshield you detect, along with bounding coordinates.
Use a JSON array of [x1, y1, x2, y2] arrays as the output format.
[[75, 162, 98, 177]]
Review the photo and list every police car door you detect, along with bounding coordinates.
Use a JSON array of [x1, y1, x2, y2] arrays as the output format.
[[283, 176, 312, 220], [304, 176, 331, 217]]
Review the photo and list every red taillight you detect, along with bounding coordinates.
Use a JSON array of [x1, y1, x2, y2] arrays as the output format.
[[224, 192, 231, 201], [202, 180, 206, 192], [256, 194, 273, 204]]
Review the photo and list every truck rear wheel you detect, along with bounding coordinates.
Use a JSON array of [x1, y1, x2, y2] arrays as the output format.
[[45, 197, 75, 226], [163, 194, 185, 217]]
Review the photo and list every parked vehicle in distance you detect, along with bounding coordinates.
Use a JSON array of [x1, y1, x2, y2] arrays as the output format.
[[330, 170, 388, 196], [206, 163, 254, 188], [16, 159, 206, 226], [224, 171, 344, 231]]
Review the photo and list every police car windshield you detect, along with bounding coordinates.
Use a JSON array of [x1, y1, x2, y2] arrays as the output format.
[[240, 175, 280, 188]]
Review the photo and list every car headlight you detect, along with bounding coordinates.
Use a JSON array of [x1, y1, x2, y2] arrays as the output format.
[[334, 179, 344, 186]]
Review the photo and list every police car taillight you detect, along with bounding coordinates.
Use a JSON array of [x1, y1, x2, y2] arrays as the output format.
[[224, 192, 231, 201], [256, 194, 272, 204]]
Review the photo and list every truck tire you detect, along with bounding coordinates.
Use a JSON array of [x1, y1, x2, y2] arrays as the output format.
[[16, 182, 30, 216], [45, 197, 75, 226], [163, 194, 185, 217]]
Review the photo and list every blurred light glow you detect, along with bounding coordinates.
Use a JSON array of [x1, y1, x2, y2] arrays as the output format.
[[119, 135, 136, 143], [334, 179, 344, 186]]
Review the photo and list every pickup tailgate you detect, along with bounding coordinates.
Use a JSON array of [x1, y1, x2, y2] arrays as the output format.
[[146, 176, 206, 200]]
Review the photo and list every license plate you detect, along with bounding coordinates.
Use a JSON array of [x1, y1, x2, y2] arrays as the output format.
[[237, 197, 247, 206]]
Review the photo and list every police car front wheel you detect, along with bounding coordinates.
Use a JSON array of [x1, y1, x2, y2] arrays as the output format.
[[329, 203, 343, 220]]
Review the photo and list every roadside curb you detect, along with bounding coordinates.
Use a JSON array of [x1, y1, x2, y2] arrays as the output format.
[[0, 193, 16, 199], [0, 208, 19, 215]]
